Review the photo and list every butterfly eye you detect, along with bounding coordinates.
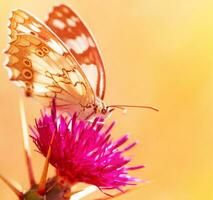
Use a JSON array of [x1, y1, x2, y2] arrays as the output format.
[[36, 49, 45, 57], [101, 108, 107, 115], [41, 46, 49, 53], [23, 58, 31, 67], [22, 68, 33, 80]]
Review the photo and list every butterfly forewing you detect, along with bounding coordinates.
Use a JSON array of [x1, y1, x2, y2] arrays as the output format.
[[8, 9, 69, 55], [45, 4, 106, 99], [5, 9, 96, 118]]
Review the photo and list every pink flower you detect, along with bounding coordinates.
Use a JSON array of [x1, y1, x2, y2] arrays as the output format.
[[31, 102, 143, 191]]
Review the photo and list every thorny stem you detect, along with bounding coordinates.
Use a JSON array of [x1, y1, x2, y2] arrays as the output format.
[[38, 130, 55, 195], [0, 174, 23, 198]]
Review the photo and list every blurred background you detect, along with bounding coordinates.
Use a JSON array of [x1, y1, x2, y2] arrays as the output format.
[[1, 0, 213, 199]]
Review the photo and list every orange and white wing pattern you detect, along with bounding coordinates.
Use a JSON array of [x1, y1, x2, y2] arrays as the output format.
[[8, 9, 68, 54], [5, 9, 95, 118], [46, 4, 106, 99]]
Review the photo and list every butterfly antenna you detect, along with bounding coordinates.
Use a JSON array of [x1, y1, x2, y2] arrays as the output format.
[[19, 99, 36, 187], [107, 105, 159, 112], [0, 174, 23, 198]]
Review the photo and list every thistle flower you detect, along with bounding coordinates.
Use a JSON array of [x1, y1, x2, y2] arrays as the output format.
[[0, 100, 143, 199], [31, 101, 143, 192]]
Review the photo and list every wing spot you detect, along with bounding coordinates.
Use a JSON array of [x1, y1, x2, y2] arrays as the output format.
[[55, 12, 63, 18], [66, 38, 83, 54], [29, 24, 40, 32], [22, 68, 33, 80], [14, 15, 24, 23], [32, 21, 41, 28], [67, 27, 73, 32], [47, 39, 65, 55], [7, 55, 19, 65], [23, 58, 31, 67], [72, 16, 79, 22], [68, 70, 79, 85], [16, 24, 31, 34], [28, 36, 41, 45], [5, 45, 19, 54], [52, 19, 66, 29], [16, 10, 29, 20], [41, 46, 49, 53], [25, 89, 32, 97], [24, 81, 33, 96], [16, 37, 31, 47], [62, 6, 70, 14], [66, 18, 76, 27], [36, 49, 45, 57], [74, 82, 85, 96]]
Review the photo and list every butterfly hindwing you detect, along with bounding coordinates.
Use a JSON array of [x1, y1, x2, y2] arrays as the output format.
[[45, 4, 106, 99]]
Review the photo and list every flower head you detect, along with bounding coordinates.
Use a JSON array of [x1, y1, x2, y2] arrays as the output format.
[[31, 102, 143, 191]]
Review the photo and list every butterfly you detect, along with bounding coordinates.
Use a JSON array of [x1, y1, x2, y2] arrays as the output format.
[[5, 4, 158, 119]]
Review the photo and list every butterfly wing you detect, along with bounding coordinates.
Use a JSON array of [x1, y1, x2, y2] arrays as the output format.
[[45, 4, 106, 99], [5, 9, 95, 118]]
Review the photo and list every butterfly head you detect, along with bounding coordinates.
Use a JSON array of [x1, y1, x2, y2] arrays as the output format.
[[92, 97, 114, 118]]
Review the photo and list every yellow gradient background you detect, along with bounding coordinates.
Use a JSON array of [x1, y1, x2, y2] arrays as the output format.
[[0, 0, 213, 199]]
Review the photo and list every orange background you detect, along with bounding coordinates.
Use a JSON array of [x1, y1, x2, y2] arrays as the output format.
[[0, 0, 213, 199]]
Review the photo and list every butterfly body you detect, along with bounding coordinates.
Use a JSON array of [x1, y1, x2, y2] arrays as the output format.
[[5, 5, 109, 119]]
